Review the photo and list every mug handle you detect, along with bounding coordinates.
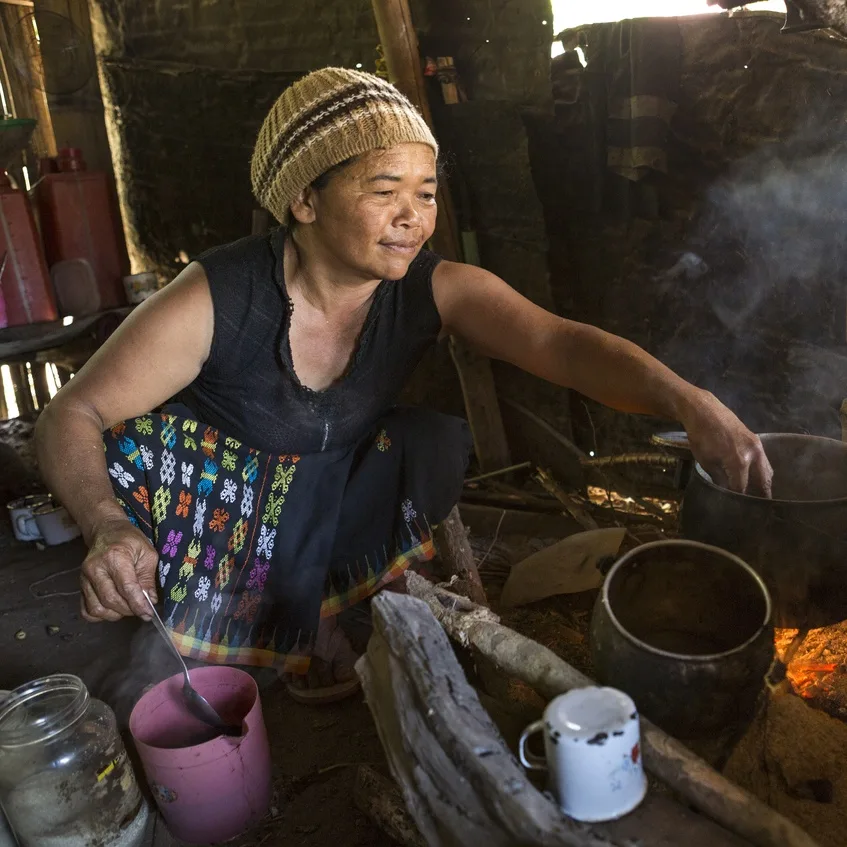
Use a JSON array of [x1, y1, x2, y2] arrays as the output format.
[[16, 514, 37, 535], [518, 720, 548, 771]]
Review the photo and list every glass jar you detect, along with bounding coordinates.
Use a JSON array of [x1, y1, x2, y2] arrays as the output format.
[[0, 691, 13, 847], [0, 675, 148, 847]]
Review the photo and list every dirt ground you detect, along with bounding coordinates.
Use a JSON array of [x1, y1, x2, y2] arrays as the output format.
[[724, 688, 847, 847], [0, 418, 395, 847], [1, 523, 396, 847], [4, 419, 846, 847]]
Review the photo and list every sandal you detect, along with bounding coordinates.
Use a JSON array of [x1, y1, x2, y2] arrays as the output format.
[[285, 615, 362, 705]]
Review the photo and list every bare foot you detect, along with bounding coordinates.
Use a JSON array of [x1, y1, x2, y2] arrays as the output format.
[[284, 615, 360, 702]]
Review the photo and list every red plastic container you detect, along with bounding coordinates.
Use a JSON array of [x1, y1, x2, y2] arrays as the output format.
[[36, 150, 126, 310], [0, 171, 58, 328]]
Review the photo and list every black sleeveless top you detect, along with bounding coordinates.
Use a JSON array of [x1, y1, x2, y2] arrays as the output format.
[[179, 228, 444, 455]]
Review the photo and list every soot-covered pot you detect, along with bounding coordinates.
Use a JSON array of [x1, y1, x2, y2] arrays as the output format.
[[681, 433, 847, 628], [590, 540, 773, 739]]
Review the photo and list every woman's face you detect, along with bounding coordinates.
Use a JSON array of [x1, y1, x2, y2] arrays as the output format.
[[291, 143, 438, 281]]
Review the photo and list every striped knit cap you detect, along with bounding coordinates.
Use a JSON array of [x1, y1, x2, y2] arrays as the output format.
[[251, 67, 438, 224]]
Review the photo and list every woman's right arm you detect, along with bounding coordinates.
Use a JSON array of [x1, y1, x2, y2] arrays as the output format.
[[35, 262, 214, 621]]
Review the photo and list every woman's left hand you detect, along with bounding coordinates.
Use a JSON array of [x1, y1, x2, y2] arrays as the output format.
[[681, 390, 773, 497]]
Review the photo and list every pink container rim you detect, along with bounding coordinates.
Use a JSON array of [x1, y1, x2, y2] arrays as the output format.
[[129, 665, 260, 768]]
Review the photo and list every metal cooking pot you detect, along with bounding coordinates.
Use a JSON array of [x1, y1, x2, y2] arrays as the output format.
[[681, 433, 847, 628], [590, 540, 774, 739]]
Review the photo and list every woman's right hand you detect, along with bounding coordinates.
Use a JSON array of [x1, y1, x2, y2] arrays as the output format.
[[80, 518, 159, 622]]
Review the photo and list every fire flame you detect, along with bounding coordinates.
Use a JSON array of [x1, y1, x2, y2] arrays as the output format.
[[786, 663, 838, 699], [776, 628, 840, 699]]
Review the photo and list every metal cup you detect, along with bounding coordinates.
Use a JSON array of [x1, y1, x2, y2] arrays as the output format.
[[519, 686, 647, 823], [6, 494, 51, 542], [33, 502, 81, 546]]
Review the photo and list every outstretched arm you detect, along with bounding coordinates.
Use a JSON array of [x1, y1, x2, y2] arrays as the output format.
[[432, 260, 772, 495]]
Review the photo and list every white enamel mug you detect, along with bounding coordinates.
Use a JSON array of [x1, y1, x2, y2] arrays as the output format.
[[7, 494, 51, 541], [518, 686, 647, 823], [33, 502, 82, 546]]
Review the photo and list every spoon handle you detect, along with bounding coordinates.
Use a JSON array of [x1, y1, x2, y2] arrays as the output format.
[[143, 590, 191, 683]]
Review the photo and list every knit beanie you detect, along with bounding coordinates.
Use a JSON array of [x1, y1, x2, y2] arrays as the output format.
[[251, 67, 439, 224]]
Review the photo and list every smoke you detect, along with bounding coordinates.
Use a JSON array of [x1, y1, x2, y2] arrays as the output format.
[[705, 142, 847, 333], [85, 623, 199, 728], [655, 116, 847, 436]]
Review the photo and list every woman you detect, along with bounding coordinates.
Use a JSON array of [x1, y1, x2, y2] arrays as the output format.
[[35, 68, 772, 703]]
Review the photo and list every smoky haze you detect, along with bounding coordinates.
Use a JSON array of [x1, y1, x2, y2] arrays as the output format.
[[657, 117, 847, 437]]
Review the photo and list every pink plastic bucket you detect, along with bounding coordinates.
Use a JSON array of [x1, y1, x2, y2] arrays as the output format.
[[129, 666, 272, 844]]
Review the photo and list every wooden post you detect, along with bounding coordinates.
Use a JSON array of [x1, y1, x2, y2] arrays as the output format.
[[370, 0, 511, 473], [434, 504, 487, 606]]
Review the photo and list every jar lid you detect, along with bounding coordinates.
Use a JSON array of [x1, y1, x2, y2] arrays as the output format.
[[0, 674, 89, 748]]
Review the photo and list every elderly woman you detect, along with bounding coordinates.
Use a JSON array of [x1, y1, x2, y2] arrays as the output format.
[[35, 68, 771, 703]]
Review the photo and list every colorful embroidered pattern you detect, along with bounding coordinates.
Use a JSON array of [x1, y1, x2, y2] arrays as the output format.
[[104, 409, 469, 671], [376, 429, 391, 452]]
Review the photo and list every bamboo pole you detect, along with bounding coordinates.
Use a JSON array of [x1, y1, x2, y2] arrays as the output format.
[[0, 4, 57, 158], [370, 0, 511, 472]]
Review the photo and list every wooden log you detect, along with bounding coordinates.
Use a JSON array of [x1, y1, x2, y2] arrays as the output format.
[[465, 461, 532, 484], [458, 502, 582, 539], [358, 591, 752, 847], [462, 488, 564, 513], [434, 504, 487, 606], [535, 467, 599, 531], [354, 765, 427, 847], [403, 573, 819, 847], [582, 453, 678, 469]]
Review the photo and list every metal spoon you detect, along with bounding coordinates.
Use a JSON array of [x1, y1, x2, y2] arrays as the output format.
[[143, 591, 241, 736]]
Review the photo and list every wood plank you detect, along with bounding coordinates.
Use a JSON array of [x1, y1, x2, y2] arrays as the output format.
[[449, 336, 511, 471], [403, 575, 819, 847], [359, 591, 753, 847]]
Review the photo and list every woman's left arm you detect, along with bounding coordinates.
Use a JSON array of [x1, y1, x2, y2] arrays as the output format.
[[432, 260, 772, 495]]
